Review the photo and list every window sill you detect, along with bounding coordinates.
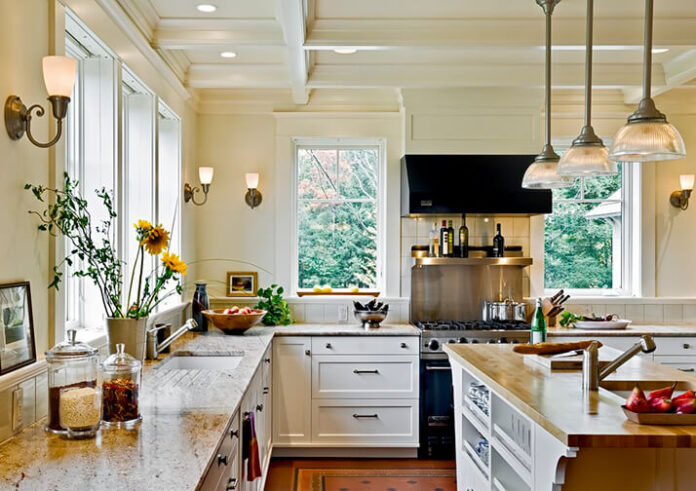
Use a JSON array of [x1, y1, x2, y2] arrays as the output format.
[[76, 329, 108, 349], [530, 296, 696, 304], [296, 290, 380, 297]]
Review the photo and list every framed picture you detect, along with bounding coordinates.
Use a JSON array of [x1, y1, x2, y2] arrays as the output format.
[[226, 272, 258, 297], [0, 281, 37, 375]]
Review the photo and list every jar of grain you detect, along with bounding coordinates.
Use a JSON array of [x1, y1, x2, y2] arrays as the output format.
[[59, 385, 101, 438], [101, 343, 142, 428], [45, 329, 99, 434]]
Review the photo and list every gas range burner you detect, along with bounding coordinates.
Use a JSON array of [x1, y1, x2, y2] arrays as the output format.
[[415, 320, 531, 331]]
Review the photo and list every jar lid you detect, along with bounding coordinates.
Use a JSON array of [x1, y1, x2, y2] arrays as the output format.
[[45, 329, 98, 359], [102, 343, 142, 372]]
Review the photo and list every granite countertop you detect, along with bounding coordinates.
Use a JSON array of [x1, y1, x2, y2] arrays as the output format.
[[548, 323, 696, 337], [444, 343, 696, 448], [0, 323, 417, 490]]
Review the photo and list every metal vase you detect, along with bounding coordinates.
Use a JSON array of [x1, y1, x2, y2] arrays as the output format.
[[106, 317, 148, 362]]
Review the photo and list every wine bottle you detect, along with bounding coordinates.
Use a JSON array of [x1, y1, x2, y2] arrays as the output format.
[[530, 298, 547, 344], [439, 220, 449, 257], [447, 220, 455, 257], [429, 221, 438, 257], [492, 223, 505, 257], [458, 215, 469, 258]]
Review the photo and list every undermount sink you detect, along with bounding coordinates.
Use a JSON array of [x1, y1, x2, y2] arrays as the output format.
[[159, 354, 244, 371]]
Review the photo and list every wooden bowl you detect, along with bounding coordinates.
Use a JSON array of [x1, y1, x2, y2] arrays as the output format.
[[202, 309, 267, 334]]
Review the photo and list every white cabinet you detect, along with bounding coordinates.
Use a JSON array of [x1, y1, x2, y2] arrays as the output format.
[[200, 411, 240, 491], [272, 337, 312, 444]]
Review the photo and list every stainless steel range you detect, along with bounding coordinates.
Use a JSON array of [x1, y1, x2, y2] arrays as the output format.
[[416, 320, 531, 358]]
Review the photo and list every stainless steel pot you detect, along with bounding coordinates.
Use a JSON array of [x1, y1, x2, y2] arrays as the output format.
[[483, 299, 527, 322]]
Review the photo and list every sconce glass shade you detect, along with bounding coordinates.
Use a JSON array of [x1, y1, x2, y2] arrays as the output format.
[[680, 174, 695, 191], [245, 172, 259, 189], [42, 56, 77, 97], [558, 144, 617, 177], [198, 166, 214, 185], [609, 119, 686, 162]]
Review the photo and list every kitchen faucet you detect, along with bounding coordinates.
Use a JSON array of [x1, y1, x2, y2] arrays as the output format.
[[146, 318, 197, 360], [583, 335, 656, 390]]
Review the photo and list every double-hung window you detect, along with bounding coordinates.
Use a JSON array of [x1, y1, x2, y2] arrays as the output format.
[[294, 140, 384, 292], [544, 157, 640, 296]]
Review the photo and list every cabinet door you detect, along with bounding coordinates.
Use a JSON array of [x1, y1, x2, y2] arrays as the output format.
[[261, 346, 272, 466], [241, 370, 262, 491], [273, 337, 312, 444]]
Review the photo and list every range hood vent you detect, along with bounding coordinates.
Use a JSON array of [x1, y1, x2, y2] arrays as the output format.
[[401, 154, 552, 216]]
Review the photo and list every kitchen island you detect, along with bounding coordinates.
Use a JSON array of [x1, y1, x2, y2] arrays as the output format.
[[0, 323, 418, 490], [444, 343, 696, 491]]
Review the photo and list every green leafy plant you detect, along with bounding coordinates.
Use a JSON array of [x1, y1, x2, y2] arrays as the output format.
[[559, 311, 584, 328], [255, 285, 292, 326]]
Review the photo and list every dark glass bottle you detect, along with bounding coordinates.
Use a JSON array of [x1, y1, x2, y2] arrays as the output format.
[[192, 282, 209, 332], [492, 223, 505, 257], [447, 220, 454, 257], [439, 220, 450, 257], [458, 215, 469, 258]]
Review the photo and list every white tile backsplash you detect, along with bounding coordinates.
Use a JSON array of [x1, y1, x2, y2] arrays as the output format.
[[685, 305, 696, 322], [644, 304, 665, 322], [625, 304, 645, 322], [305, 304, 324, 323], [664, 304, 684, 322], [401, 218, 417, 237]]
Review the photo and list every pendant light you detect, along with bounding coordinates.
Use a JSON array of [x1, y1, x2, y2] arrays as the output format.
[[608, 0, 685, 162], [557, 0, 616, 177], [522, 0, 574, 189]]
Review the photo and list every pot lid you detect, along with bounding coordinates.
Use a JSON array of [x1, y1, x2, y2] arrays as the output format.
[[45, 329, 98, 359]]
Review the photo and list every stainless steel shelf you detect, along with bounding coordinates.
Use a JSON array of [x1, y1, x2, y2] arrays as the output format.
[[414, 257, 533, 267]]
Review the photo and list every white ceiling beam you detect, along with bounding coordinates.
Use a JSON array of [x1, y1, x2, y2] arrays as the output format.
[[154, 19, 285, 49], [307, 63, 664, 89], [275, 0, 310, 104], [623, 49, 696, 103], [306, 18, 696, 49], [188, 64, 290, 89]]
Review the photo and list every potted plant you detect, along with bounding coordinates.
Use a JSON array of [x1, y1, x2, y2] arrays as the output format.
[[26, 173, 187, 360]]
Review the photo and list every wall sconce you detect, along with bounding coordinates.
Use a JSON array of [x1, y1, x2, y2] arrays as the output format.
[[5, 56, 77, 148], [670, 174, 695, 210], [245, 173, 262, 209], [184, 166, 214, 206]]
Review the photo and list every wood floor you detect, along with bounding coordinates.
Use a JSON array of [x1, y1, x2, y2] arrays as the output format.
[[264, 458, 456, 491]]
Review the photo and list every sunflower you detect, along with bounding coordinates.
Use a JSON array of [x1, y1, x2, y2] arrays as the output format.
[[135, 220, 152, 232], [162, 251, 187, 275], [140, 224, 170, 255]]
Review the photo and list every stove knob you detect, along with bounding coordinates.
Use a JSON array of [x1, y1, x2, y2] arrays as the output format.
[[458, 337, 468, 344], [498, 337, 508, 344], [428, 339, 440, 351], [470, 339, 479, 344], [448, 339, 456, 344], [511, 339, 521, 344], [487, 339, 497, 344]]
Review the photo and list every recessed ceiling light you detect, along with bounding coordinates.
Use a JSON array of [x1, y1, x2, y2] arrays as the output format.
[[196, 4, 217, 13], [220, 51, 237, 58], [652, 48, 669, 54], [334, 48, 357, 54]]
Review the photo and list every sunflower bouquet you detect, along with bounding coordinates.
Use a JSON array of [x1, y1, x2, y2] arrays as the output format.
[[26, 173, 187, 320]]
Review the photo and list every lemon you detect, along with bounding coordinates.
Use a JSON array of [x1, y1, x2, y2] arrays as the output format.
[[312, 285, 322, 293]]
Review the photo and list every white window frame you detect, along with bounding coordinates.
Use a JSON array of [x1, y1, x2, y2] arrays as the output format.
[[291, 137, 386, 295], [543, 140, 640, 297]]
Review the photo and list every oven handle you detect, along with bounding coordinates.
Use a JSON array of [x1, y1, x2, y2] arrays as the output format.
[[425, 365, 451, 371]]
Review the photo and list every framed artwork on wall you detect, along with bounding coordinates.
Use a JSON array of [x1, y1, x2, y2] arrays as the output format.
[[226, 272, 258, 297], [0, 281, 37, 375]]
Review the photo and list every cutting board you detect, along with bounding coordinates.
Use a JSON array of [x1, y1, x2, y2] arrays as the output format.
[[525, 353, 612, 370]]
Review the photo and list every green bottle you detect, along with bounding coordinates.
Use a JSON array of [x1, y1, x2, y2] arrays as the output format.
[[530, 298, 546, 344]]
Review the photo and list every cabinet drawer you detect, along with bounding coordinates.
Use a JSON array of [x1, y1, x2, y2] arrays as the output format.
[[555, 336, 653, 359], [311, 398, 418, 445], [311, 336, 418, 355], [200, 411, 240, 491], [653, 338, 696, 356], [312, 355, 418, 399], [654, 355, 696, 374]]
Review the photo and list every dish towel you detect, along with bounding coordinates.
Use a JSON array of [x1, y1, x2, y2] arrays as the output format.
[[242, 412, 262, 481]]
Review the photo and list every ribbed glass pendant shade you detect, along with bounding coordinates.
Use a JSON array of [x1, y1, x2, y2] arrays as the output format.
[[522, 148, 575, 189], [558, 143, 617, 176], [609, 119, 686, 162]]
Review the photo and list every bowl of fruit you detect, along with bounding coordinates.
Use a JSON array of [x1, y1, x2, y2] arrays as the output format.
[[203, 307, 267, 335], [622, 382, 696, 424]]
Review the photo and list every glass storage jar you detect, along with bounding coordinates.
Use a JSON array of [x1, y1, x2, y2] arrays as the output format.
[[101, 343, 142, 428], [45, 329, 99, 434]]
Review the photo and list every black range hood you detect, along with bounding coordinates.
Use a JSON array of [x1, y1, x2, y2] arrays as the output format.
[[401, 154, 552, 216]]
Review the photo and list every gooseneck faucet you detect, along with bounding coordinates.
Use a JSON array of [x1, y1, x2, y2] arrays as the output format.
[[583, 335, 656, 390], [146, 318, 197, 360]]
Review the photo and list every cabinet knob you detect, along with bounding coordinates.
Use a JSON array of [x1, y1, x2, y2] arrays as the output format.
[[217, 453, 229, 466], [326, 342, 332, 349], [230, 429, 239, 439], [305, 349, 311, 356], [684, 343, 691, 349], [264, 357, 271, 363], [226, 478, 238, 490], [400, 342, 407, 349], [256, 403, 264, 412], [263, 386, 270, 394]]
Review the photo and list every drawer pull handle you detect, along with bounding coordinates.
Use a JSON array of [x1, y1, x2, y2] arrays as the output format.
[[684, 344, 691, 349], [230, 429, 239, 439], [256, 404, 264, 412], [226, 478, 238, 490], [326, 342, 332, 349], [401, 342, 408, 348], [679, 368, 695, 372], [353, 413, 379, 419], [305, 349, 311, 356], [353, 369, 379, 374], [217, 453, 229, 466]]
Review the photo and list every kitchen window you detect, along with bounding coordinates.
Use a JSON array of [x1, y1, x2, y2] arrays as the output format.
[[544, 157, 640, 296], [294, 140, 384, 292]]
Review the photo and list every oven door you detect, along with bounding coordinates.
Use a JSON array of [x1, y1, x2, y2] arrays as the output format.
[[419, 357, 455, 458]]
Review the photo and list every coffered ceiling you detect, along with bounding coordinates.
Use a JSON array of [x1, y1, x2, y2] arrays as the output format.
[[116, 0, 696, 105]]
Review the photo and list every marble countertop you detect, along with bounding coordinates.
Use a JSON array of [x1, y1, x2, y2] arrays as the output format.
[[445, 343, 696, 448], [548, 323, 696, 337], [0, 322, 416, 490]]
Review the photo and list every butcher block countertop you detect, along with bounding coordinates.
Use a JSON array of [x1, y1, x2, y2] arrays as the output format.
[[548, 323, 696, 337], [443, 343, 696, 449]]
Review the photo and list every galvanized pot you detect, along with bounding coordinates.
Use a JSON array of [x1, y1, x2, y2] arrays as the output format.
[[105, 317, 148, 361]]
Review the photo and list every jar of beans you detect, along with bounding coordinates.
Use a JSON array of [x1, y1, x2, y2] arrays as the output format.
[[101, 343, 142, 428]]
